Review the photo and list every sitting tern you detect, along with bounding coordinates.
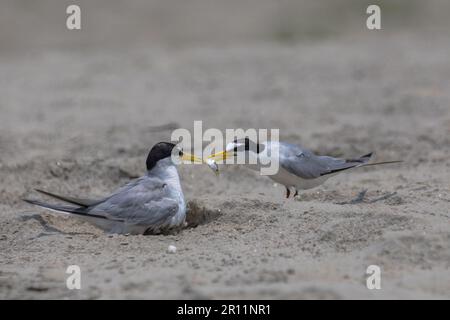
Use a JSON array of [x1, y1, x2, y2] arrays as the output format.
[[209, 138, 401, 198], [23, 142, 203, 234]]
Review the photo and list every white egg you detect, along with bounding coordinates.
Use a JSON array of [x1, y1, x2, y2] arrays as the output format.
[[206, 158, 219, 174], [167, 245, 177, 254]]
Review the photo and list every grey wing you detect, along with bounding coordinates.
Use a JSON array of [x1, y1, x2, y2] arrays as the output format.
[[279, 142, 355, 179], [87, 176, 179, 226]]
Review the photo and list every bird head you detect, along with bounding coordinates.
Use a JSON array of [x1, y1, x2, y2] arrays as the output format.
[[208, 138, 262, 162], [146, 142, 203, 171]]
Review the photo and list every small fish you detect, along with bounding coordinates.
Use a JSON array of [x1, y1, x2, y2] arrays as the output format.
[[206, 158, 219, 174]]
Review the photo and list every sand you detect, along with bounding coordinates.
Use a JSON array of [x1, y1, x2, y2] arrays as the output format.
[[1, 23, 450, 298]]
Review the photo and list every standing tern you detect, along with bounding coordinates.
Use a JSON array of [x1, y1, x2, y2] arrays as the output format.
[[23, 142, 203, 234], [209, 138, 401, 198]]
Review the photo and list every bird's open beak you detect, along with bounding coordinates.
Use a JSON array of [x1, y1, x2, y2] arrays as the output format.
[[207, 150, 233, 162], [181, 152, 204, 164]]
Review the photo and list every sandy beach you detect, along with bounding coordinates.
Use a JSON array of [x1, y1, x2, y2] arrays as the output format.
[[1, 1, 449, 299]]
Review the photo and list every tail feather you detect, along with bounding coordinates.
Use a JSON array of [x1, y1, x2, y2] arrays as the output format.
[[35, 189, 99, 207], [22, 198, 109, 220], [346, 152, 373, 164], [361, 152, 374, 158], [322, 152, 401, 176], [362, 160, 403, 167]]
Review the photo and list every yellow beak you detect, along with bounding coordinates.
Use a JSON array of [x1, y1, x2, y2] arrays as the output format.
[[207, 150, 233, 162], [181, 152, 204, 164]]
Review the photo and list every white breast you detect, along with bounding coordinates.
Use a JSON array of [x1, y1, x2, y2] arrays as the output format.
[[268, 167, 330, 190], [242, 142, 331, 191], [160, 165, 186, 227], [150, 160, 186, 228]]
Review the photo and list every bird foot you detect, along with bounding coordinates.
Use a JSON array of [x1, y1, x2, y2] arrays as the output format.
[[285, 188, 299, 199]]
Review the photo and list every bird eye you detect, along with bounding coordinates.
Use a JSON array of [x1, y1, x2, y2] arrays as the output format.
[[178, 150, 183, 157]]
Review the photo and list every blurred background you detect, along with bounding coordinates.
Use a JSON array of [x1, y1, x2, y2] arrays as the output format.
[[1, 0, 449, 162], [1, 0, 449, 165], [1, 0, 450, 53]]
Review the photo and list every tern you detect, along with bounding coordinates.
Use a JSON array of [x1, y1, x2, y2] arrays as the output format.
[[23, 142, 203, 234], [209, 138, 401, 198]]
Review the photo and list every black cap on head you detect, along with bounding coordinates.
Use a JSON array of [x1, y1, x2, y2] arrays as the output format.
[[146, 142, 177, 171], [233, 137, 262, 153]]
